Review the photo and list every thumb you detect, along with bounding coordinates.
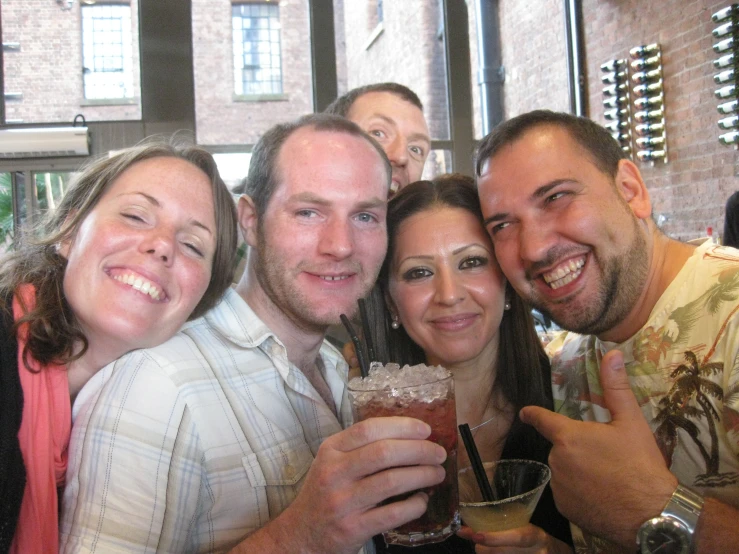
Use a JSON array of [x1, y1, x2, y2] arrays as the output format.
[[600, 349, 641, 422]]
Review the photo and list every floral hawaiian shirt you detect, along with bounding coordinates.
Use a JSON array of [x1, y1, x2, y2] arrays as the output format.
[[546, 242, 739, 553]]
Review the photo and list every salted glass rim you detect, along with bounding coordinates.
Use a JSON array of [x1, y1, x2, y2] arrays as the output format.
[[458, 459, 551, 508]]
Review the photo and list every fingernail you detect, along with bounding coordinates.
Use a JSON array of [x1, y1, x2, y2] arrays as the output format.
[[436, 445, 447, 463]]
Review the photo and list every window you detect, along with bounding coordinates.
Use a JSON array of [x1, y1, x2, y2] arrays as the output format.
[[0, 173, 13, 255], [82, 4, 135, 100], [232, 3, 283, 96]]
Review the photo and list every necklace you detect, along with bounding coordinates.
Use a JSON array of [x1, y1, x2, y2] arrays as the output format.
[[469, 414, 496, 431]]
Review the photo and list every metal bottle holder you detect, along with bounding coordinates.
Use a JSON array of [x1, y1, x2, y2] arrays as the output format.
[[601, 59, 632, 158], [630, 43, 667, 163], [712, 5, 739, 147]]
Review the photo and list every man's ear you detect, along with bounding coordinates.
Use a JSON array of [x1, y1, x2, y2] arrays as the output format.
[[614, 159, 652, 221], [238, 195, 259, 247]]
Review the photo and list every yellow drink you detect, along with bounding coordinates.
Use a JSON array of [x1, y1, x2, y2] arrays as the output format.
[[460, 501, 533, 532]]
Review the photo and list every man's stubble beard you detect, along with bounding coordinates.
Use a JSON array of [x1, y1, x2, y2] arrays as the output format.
[[254, 225, 379, 333], [532, 218, 649, 337]]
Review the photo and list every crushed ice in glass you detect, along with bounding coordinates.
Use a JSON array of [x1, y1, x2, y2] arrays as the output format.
[[348, 362, 451, 391]]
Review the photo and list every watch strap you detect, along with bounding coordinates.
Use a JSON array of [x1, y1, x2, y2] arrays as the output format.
[[662, 484, 704, 535]]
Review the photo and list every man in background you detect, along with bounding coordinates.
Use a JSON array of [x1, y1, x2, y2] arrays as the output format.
[[325, 82, 431, 197], [473, 110, 739, 553]]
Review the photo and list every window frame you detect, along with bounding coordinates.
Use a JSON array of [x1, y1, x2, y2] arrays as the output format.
[[80, 2, 136, 102], [232, 1, 284, 98]]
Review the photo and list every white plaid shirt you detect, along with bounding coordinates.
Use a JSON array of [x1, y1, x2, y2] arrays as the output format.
[[60, 288, 367, 553]]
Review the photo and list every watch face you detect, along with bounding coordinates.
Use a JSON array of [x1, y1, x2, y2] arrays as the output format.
[[640, 518, 691, 554]]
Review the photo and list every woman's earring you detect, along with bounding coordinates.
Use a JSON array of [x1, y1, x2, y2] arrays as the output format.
[[504, 301, 512, 311], [391, 315, 400, 329]]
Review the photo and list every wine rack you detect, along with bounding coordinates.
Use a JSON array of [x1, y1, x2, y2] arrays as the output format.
[[629, 43, 666, 163], [712, 5, 739, 146], [600, 59, 632, 157]]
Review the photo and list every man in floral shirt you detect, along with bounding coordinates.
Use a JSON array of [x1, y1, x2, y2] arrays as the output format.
[[473, 110, 739, 553]]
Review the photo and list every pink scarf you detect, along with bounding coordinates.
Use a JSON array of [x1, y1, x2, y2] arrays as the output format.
[[10, 284, 70, 554]]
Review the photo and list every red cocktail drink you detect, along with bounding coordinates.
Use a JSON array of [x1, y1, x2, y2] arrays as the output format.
[[348, 365, 460, 546]]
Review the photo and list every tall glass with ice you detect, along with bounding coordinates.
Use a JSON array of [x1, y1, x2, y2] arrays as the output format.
[[347, 363, 460, 546]]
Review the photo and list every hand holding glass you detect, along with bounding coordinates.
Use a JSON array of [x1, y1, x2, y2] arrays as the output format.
[[348, 364, 460, 546]]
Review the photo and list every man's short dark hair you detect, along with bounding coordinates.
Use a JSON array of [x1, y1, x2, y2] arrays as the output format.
[[324, 82, 424, 118], [475, 110, 628, 179], [245, 113, 392, 217]]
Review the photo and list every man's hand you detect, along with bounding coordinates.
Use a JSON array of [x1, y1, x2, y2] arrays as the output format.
[[342, 341, 361, 379], [519, 349, 677, 548], [236, 416, 447, 554], [457, 524, 573, 553]]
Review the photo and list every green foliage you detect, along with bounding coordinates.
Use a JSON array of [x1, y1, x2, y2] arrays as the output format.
[[0, 172, 13, 246]]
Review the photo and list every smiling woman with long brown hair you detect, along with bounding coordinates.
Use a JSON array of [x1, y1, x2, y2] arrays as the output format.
[[365, 174, 573, 553], [0, 138, 237, 554]]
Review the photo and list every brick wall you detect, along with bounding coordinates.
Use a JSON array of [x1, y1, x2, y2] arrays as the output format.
[[499, 0, 570, 118], [193, 0, 313, 145], [579, 0, 735, 241], [341, 0, 449, 141], [1, 0, 141, 124]]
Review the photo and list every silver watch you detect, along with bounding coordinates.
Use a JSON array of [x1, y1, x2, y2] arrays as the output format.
[[637, 484, 704, 554]]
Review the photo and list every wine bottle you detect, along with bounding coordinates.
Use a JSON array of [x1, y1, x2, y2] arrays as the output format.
[[605, 120, 629, 132], [630, 54, 661, 70], [634, 108, 664, 122], [603, 83, 628, 95], [635, 121, 665, 135], [604, 107, 629, 120], [715, 53, 735, 69], [612, 131, 631, 142], [633, 80, 663, 96], [714, 69, 735, 84], [713, 21, 734, 38], [718, 115, 739, 129], [714, 37, 735, 53], [716, 84, 737, 99], [636, 149, 666, 161], [601, 71, 627, 84], [629, 44, 660, 58], [603, 95, 628, 108], [636, 135, 665, 147], [719, 130, 739, 145], [632, 69, 662, 84], [634, 94, 663, 109], [600, 59, 626, 72], [712, 5, 737, 23], [718, 99, 739, 114]]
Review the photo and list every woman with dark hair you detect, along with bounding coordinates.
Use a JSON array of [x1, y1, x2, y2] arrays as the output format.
[[366, 174, 572, 553], [0, 138, 238, 554]]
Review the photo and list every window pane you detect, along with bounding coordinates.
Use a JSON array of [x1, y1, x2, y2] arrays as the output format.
[[1, 1, 142, 124], [422, 149, 452, 180], [212, 152, 252, 192], [0, 172, 13, 255], [194, 0, 313, 146], [33, 171, 73, 217]]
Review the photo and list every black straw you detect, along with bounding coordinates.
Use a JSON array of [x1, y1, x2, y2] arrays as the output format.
[[458, 423, 495, 502], [357, 298, 375, 364], [340, 314, 368, 378]]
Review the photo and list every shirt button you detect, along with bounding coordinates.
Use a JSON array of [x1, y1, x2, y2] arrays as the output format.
[[284, 464, 296, 479]]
